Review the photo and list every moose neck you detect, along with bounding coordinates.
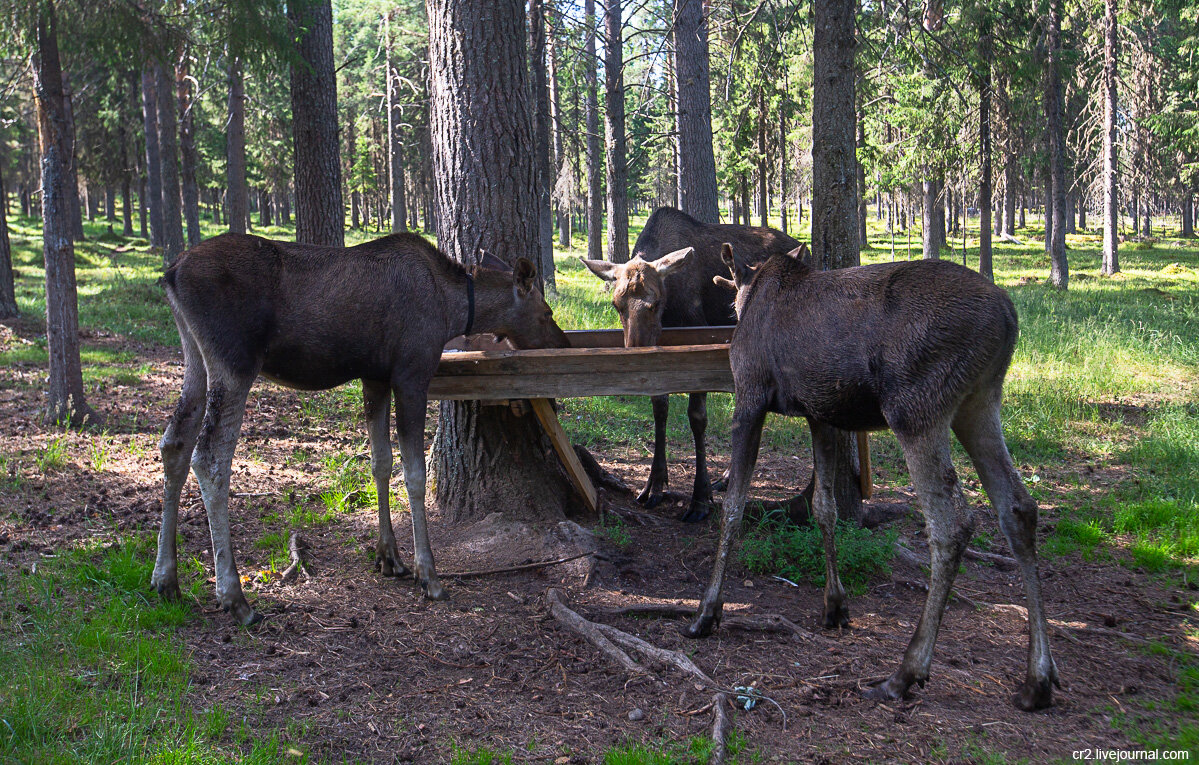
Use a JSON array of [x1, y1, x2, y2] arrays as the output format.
[[460, 269, 514, 339]]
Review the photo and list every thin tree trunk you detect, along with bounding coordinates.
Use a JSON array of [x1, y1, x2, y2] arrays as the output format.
[[140, 67, 164, 249], [178, 55, 201, 247], [62, 75, 83, 241], [549, 25, 568, 248], [757, 88, 768, 228], [226, 56, 247, 234], [673, 0, 719, 223], [104, 186, 116, 222], [1047, 0, 1068, 289], [604, 0, 629, 264], [583, 0, 603, 260], [978, 9, 993, 280], [1101, 0, 1120, 274], [121, 174, 133, 236], [779, 108, 788, 235], [139, 175, 148, 238], [426, 0, 578, 524], [290, 0, 344, 247], [156, 63, 184, 265], [384, 13, 408, 234], [1182, 195, 1194, 238], [34, 0, 95, 426], [922, 175, 944, 259], [0, 152, 16, 318], [531, 0, 557, 280], [812, 0, 863, 521]]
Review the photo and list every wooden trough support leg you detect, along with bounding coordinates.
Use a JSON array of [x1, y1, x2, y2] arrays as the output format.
[[857, 431, 873, 500], [530, 398, 599, 515]]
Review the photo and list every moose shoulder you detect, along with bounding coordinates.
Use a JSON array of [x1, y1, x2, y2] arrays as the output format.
[[690, 247, 1059, 712], [152, 232, 568, 626], [580, 206, 799, 521]]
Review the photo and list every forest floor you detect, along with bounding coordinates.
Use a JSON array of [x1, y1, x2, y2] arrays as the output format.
[[1, 217, 1197, 763]]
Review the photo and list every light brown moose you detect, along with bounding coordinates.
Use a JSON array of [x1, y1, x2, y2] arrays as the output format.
[[152, 232, 568, 625], [688, 243, 1059, 711]]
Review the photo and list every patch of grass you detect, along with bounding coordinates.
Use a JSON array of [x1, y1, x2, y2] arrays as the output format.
[[87, 432, 113, 473], [603, 737, 713, 765], [595, 514, 632, 548], [1043, 516, 1109, 560], [36, 434, 70, 472], [1115, 641, 1199, 754], [450, 745, 514, 765], [740, 514, 896, 597]]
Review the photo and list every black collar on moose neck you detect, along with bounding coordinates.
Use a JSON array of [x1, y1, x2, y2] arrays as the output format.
[[463, 273, 475, 336]]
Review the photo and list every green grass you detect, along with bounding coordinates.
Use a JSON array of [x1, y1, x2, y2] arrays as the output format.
[[740, 514, 897, 597]]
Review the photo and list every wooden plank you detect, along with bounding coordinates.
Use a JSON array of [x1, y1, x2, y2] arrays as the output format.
[[565, 326, 734, 348], [857, 432, 873, 500], [530, 398, 599, 514]]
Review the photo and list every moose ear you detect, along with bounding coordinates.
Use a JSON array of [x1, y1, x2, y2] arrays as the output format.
[[579, 257, 622, 282], [512, 257, 538, 295], [650, 246, 693, 277], [724, 242, 756, 286], [787, 243, 813, 268], [479, 250, 513, 273]]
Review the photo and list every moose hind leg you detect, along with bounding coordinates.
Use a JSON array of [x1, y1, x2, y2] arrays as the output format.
[[191, 376, 260, 626], [153, 320, 206, 600], [954, 399, 1058, 710], [681, 392, 715, 522], [638, 395, 670, 507], [396, 388, 444, 600], [363, 380, 410, 578], [811, 422, 850, 628], [866, 425, 974, 701]]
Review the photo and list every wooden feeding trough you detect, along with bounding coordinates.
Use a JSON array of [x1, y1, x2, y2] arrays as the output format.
[[429, 327, 735, 513]]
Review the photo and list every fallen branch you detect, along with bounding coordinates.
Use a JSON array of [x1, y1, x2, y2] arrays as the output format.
[[546, 587, 645, 676], [279, 533, 312, 584], [573, 444, 632, 493], [442, 551, 594, 579], [710, 692, 732, 765], [598, 603, 841, 646], [963, 547, 1017, 571]]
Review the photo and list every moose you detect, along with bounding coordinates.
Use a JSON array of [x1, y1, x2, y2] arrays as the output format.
[[687, 243, 1059, 711], [580, 206, 799, 521], [152, 232, 568, 626]]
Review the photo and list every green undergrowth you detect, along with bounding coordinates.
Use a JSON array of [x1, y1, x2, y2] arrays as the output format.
[[740, 513, 897, 596], [0, 535, 303, 763]]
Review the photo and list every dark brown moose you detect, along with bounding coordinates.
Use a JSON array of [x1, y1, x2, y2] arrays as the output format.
[[687, 243, 1059, 711], [152, 232, 568, 625], [580, 206, 799, 521]]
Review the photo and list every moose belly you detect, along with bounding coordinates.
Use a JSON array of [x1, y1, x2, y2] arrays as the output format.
[[261, 343, 385, 391], [780, 384, 888, 432]]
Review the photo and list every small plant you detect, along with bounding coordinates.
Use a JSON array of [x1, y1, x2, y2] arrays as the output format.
[[740, 512, 896, 597], [36, 435, 70, 472], [87, 432, 112, 472], [595, 513, 631, 548]]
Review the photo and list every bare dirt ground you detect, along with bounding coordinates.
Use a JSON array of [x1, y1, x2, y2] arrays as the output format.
[[1, 321, 1194, 763]]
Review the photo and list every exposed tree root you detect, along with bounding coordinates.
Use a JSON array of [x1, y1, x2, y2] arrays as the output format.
[[574, 444, 633, 493], [280, 533, 312, 584], [963, 547, 1017, 570], [710, 692, 732, 764], [597, 603, 841, 647], [441, 551, 595, 579]]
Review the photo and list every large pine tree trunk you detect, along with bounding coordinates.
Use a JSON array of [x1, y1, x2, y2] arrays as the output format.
[[978, 11, 993, 280], [226, 56, 248, 234], [530, 0, 557, 279], [140, 66, 164, 248], [1047, 0, 1068, 289], [584, 0, 603, 261], [603, 0, 629, 264], [922, 175, 944, 259], [156, 63, 184, 265], [673, 0, 718, 223], [812, 0, 863, 523], [1101, 0, 1120, 274], [289, 0, 344, 247], [34, 1, 95, 426], [426, 0, 579, 525], [177, 56, 201, 247]]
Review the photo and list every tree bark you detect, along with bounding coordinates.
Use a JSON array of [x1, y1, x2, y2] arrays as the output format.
[[922, 175, 944, 259], [779, 108, 788, 235], [1100, 0, 1120, 274], [530, 0, 557, 280], [177, 55, 201, 248], [978, 8, 993, 280], [140, 66, 164, 248], [857, 100, 867, 248], [62, 75, 83, 241], [384, 13, 408, 234], [584, 0, 603, 261], [673, 0, 718, 223], [603, 0, 629, 264], [812, 0, 863, 522], [226, 56, 248, 234], [549, 25, 569, 248], [757, 88, 768, 228], [290, 0, 344, 247], [1047, 0, 1068, 290], [426, 0, 579, 524], [1182, 195, 1194, 238], [156, 63, 184, 265], [34, 0, 95, 426], [0, 151, 16, 318]]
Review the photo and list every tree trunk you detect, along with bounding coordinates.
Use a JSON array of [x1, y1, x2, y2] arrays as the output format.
[[34, 0, 95, 427], [583, 0, 603, 260], [779, 108, 788, 235], [178, 56, 201, 247], [62, 75, 83, 241], [426, 0, 579, 524], [226, 57, 248, 234], [1101, 0, 1120, 274], [290, 0, 344, 247], [104, 186, 116, 222], [384, 13, 407, 234], [603, 0, 630, 264], [922, 175, 943, 259], [857, 98, 867, 248], [549, 27, 569, 248], [121, 173, 133, 236], [812, 0, 863, 523], [258, 187, 272, 227], [528, 0, 557, 279], [978, 10, 993, 280], [1047, 0, 1068, 289], [156, 63, 184, 265], [140, 67, 164, 248], [0, 154, 16, 318], [139, 176, 148, 238], [1182, 195, 1194, 238], [757, 89, 768, 228], [673, 0, 719, 223]]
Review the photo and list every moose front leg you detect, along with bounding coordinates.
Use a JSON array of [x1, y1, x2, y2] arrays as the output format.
[[680, 392, 714, 523], [685, 402, 766, 638], [810, 422, 850, 628], [395, 389, 445, 601], [363, 380, 411, 579], [637, 395, 671, 507]]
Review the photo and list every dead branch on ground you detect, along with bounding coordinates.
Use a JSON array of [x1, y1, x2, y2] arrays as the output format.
[[279, 533, 312, 584]]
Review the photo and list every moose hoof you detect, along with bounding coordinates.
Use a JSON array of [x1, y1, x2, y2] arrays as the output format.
[[679, 501, 712, 524], [1012, 678, 1055, 711], [375, 547, 412, 578], [225, 597, 262, 627], [637, 487, 664, 509], [419, 577, 448, 601], [863, 674, 911, 702], [821, 602, 850, 629], [711, 474, 729, 493], [151, 575, 181, 601]]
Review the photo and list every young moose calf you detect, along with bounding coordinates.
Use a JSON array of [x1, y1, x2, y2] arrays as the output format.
[[153, 232, 568, 626], [689, 243, 1059, 711]]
